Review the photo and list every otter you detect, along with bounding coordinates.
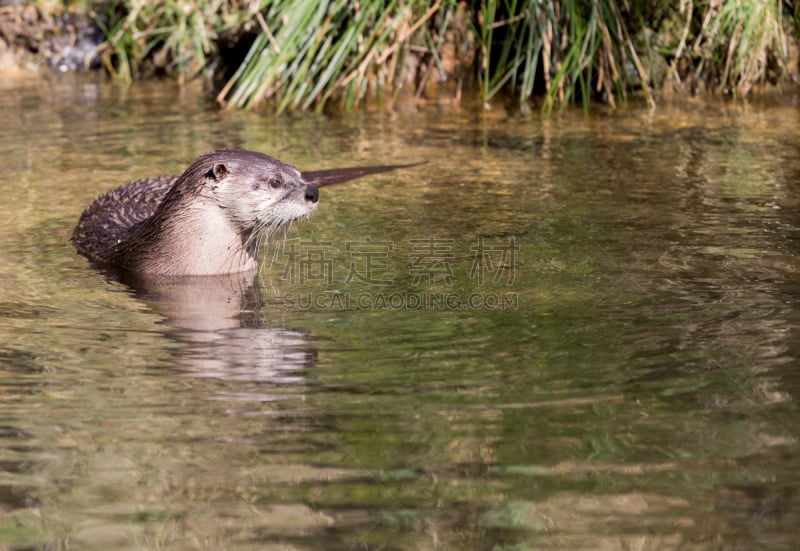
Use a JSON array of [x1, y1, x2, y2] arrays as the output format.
[[72, 149, 411, 276]]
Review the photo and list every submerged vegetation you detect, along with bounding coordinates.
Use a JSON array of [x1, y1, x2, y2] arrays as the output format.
[[1, 1, 797, 112]]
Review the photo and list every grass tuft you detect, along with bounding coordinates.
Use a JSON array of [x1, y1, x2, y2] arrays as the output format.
[[689, 0, 786, 94], [84, 0, 796, 111], [97, 0, 249, 83]]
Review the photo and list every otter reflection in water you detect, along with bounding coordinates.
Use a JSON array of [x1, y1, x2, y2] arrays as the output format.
[[122, 270, 317, 389], [72, 149, 414, 276]]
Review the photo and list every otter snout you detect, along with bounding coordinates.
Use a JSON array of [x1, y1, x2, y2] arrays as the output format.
[[305, 184, 319, 203]]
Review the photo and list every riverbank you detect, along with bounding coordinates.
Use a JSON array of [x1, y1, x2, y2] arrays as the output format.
[[1, 1, 798, 113]]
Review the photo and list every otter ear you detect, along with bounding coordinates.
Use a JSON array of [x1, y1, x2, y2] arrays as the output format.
[[207, 163, 229, 181]]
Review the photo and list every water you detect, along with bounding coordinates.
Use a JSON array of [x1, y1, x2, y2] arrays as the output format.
[[1, 72, 799, 549]]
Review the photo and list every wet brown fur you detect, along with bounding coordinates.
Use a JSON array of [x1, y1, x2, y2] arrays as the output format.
[[72, 149, 412, 276]]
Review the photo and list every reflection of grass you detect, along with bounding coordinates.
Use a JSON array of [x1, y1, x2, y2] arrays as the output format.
[[0, 512, 46, 549], [481, 500, 548, 532], [77, 1, 793, 110]]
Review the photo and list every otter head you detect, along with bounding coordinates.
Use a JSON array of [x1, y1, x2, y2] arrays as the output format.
[[116, 150, 320, 276], [198, 149, 319, 235]]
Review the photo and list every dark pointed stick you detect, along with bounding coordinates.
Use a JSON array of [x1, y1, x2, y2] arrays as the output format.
[[302, 162, 425, 188]]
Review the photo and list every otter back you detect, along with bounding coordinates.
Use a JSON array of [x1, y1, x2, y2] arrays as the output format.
[[72, 175, 177, 262]]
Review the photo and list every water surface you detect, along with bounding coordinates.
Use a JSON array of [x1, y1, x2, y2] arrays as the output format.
[[1, 73, 799, 549]]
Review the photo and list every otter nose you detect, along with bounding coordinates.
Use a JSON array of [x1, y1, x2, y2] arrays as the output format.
[[305, 184, 319, 203]]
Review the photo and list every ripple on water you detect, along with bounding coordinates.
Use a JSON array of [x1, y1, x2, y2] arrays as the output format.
[[1, 79, 800, 548]]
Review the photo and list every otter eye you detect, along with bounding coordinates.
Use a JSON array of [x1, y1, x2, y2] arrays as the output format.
[[268, 178, 283, 189]]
